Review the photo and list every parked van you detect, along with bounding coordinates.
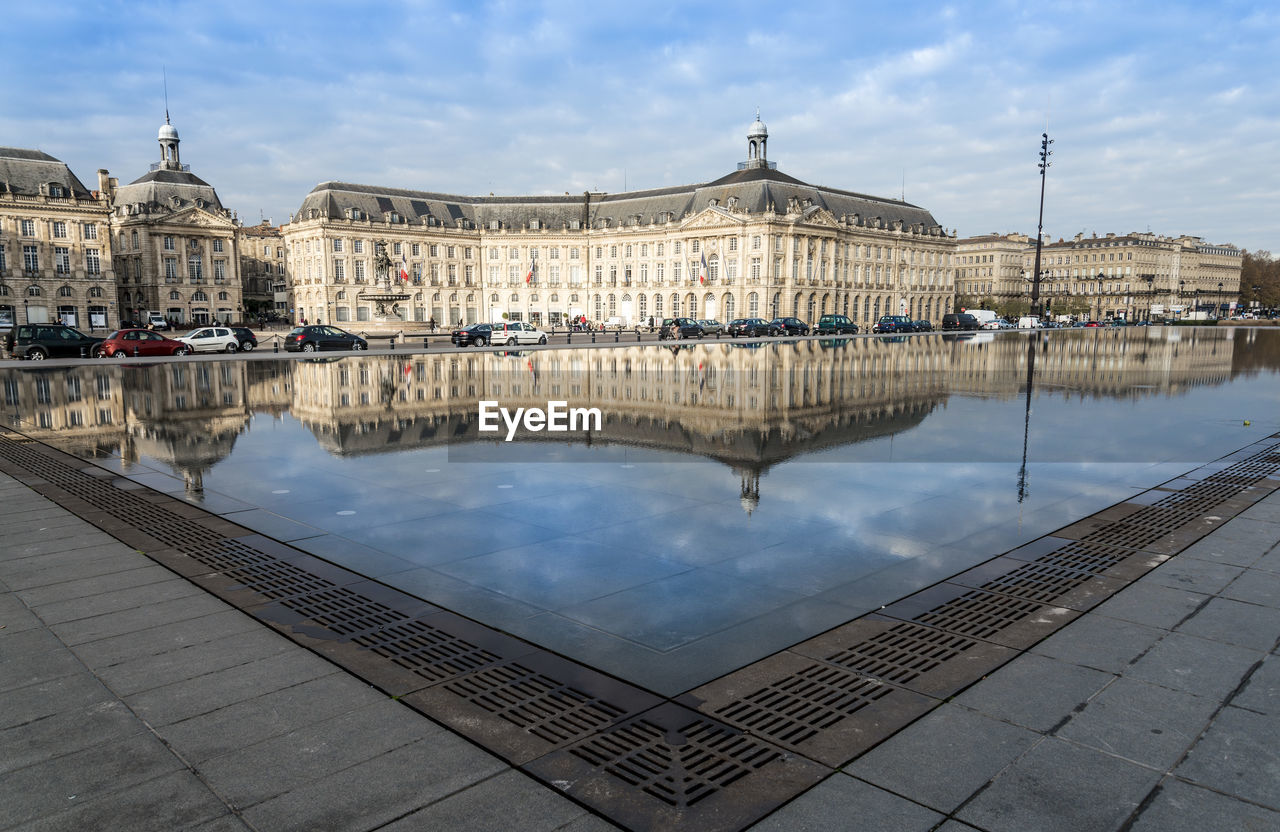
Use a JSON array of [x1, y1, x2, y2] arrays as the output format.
[[1017, 316, 1040, 329], [965, 309, 999, 329], [147, 312, 170, 330]]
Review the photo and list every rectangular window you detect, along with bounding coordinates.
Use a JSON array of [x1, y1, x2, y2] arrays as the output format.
[[213, 259, 226, 280], [393, 242, 402, 256], [52, 221, 67, 238], [333, 239, 343, 252], [354, 260, 366, 281], [86, 248, 100, 275], [213, 239, 223, 253], [165, 257, 177, 279], [413, 243, 420, 256], [691, 240, 700, 254], [188, 254, 202, 280], [23, 245, 38, 272], [83, 224, 97, 240], [333, 260, 345, 281], [353, 239, 364, 254], [729, 237, 738, 252], [430, 244, 439, 257], [21, 219, 35, 236], [164, 236, 175, 250], [0, 243, 5, 271], [55, 247, 71, 274]]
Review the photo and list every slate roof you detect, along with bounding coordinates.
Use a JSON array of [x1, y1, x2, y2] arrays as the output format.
[[0, 146, 93, 197], [295, 164, 943, 232], [112, 166, 225, 213]]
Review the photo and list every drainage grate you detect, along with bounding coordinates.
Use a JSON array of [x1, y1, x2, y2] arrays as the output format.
[[822, 621, 979, 688], [1030, 540, 1136, 574], [972, 561, 1096, 605], [187, 539, 281, 572], [713, 663, 891, 748], [569, 715, 781, 808], [444, 661, 628, 745], [351, 619, 502, 683], [913, 589, 1047, 641], [280, 587, 408, 637]]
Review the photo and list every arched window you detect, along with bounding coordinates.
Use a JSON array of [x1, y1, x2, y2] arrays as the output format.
[[686, 293, 696, 315], [793, 292, 803, 317], [88, 286, 103, 298], [193, 290, 209, 302], [490, 293, 499, 303], [58, 285, 73, 297], [638, 294, 647, 319], [218, 291, 229, 300], [510, 293, 519, 303], [748, 291, 759, 317], [724, 292, 736, 319], [0, 285, 9, 296], [771, 292, 781, 317], [433, 292, 441, 302], [873, 297, 881, 319], [131, 230, 139, 249], [169, 291, 181, 300], [807, 294, 816, 321], [27, 286, 41, 297], [550, 294, 558, 303]]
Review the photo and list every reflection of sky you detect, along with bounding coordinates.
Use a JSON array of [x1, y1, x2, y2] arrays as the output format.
[[11, 330, 1280, 695]]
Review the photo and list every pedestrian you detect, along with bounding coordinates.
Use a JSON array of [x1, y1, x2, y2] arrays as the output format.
[[429, 316, 436, 332], [648, 315, 654, 330]]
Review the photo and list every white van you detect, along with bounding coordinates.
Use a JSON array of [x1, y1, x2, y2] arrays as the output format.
[[146, 312, 169, 330], [1017, 316, 1040, 329], [966, 309, 999, 329]]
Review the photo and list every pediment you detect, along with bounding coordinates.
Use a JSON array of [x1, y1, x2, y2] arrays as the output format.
[[679, 205, 745, 231], [169, 206, 236, 229]]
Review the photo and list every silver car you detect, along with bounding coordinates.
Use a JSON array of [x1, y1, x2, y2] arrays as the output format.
[[697, 319, 724, 336]]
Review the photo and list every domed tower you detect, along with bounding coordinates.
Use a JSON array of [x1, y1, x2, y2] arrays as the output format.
[[746, 110, 768, 169], [158, 116, 181, 171]]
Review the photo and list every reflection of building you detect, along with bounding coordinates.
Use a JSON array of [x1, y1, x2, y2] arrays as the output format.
[[102, 119, 243, 326], [0, 147, 117, 330], [283, 118, 957, 332], [957, 230, 1242, 321]]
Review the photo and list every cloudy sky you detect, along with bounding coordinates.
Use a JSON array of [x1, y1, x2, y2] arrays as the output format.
[[4, 1, 1277, 251]]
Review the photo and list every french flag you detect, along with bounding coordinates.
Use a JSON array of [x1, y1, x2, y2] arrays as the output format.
[[699, 252, 708, 285], [399, 253, 409, 283]]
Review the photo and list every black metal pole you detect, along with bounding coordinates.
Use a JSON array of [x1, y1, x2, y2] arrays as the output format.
[[1031, 132, 1052, 319]]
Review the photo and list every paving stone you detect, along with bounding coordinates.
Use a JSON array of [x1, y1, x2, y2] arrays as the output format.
[[376, 769, 589, 832], [932, 823, 985, 832], [0, 626, 64, 662], [1126, 631, 1263, 700], [3, 532, 122, 561], [1145, 557, 1244, 595], [0, 548, 149, 591], [49, 592, 228, 645], [5, 523, 115, 549], [844, 705, 1041, 813], [93, 626, 295, 697], [0, 602, 42, 634], [1231, 653, 1279, 714], [0, 733, 184, 829], [1175, 705, 1280, 809], [1055, 677, 1217, 769], [1030, 613, 1165, 674], [184, 816, 254, 832], [0, 670, 115, 730], [554, 814, 623, 831], [0, 645, 85, 694], [1225, 566, 1280, 608], [750, 773, 944, 831], [195, 699, 438, 809], [1238, 498, 1280, 525], [953, 653, 1115, 733], [1, 698, 143, 777], [30, 577, 206, 625], [1176, 595, 1280, 651], [124, 647, 340, 726], [1127, 776, 1280, 832], [240, 733, 508, 832], [15, 564, 176, 607], [70, 608, 263, 668], [161, 672, 386, 763], [1180, 518, 1279, 567], [1254, 545, 1280, 574], [955, 737, 1162, 832], [1091, 581, 1210, 630], [8, 770, 232, 832]]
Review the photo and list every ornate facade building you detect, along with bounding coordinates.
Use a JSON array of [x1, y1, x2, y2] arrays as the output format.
[[283, 117, 958, 330], [102, 119, 243, 326], [0, 147, 117, 330], [238, 220, 286, 318], [957, 230, 1243, 321]]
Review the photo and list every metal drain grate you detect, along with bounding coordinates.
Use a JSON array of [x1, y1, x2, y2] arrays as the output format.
[[282, 588, 407, 637], [444, 662, 628, 745], [224, 560, 339, 602], [713, 663, 891, 748], [187, 539, 281, 572], [822, 621, 979, 687], [1031, 540, 1132, 574], [913, 589, 1046, 641], [973, 561, 1096, 605], [352, 619, 502, 683], [569, 716, 781, 808]]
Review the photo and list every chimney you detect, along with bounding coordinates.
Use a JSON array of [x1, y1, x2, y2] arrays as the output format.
[[97, 169, 114, 201]]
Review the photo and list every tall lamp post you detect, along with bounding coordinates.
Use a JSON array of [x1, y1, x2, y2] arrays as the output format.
[[1030, 132, 1053, 319], [1178, 280, 1185, 321], [1217, 281, 1224, 318]]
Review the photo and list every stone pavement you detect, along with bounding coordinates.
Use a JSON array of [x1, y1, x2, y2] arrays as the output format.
[[2, 469, 1279, 831]]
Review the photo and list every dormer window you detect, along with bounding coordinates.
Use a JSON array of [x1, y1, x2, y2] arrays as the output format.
[[489, 220, 501, 230], [49, 184, 64, 198], [529, 219, 540, 230]]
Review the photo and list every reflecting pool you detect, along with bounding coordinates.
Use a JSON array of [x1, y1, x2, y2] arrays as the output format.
[[4, 326, 1278, 693]]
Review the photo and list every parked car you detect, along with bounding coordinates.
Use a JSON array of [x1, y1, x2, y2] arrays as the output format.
[[872, 315, 913, 334], [451, 323, 495, 347], [727, 318, 778, 337], [489, 321, 549, 346], [230, 327, 258, 351], [179, 327, 241, 353], [912, 319, 933, 332], [4, 323, 105, 360], [284, 324, 369, 352], [674, 318, 705, 339], [697, 319, 725, 336], [815, 314, 859, 335], [97, 328, 190, 358], [770, 317, 810, 336], [941, 313, 980, 331]]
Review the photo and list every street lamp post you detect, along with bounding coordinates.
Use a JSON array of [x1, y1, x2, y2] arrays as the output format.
[[1030, 132, 1053, 319], [1218, 281, 1224, 319], [1178, 280, 1185, 321]]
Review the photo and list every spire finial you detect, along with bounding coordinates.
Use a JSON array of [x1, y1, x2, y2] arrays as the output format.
[[163, 66, 170, 124]]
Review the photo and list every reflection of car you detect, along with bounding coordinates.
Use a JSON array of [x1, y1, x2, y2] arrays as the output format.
[[451, 323, 495, 347], [941, 313, 980, 331], [230, 327, 258, 351], [490, 321, 549, 346], [697, 319, 724, 336], [284, 325, 369, 352], [770, 317, 810, 336], [98, 328, 190, 358], [872, 315, 912, 334], [817, 338, 852, 349], [1084, 321, 1102, 328], [815, 314, 858, 335], [727, 318, 777, 337], [179, 327, 241, 353], [5, 323, 106, 360]]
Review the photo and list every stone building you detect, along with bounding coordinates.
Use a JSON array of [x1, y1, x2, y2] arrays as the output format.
[[283, 117, 957, 331], [959, 229, 1243, 321], [238, 220, 286, 318], [102, 119, 243, 326], [0, 147, 117, 330]]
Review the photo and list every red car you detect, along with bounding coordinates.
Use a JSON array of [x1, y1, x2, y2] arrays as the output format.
[[97, 328, 191, 358]]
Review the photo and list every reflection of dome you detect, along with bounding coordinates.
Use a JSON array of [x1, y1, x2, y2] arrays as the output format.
[[159, 123, 179, 141], [738, 468, 761, 516]]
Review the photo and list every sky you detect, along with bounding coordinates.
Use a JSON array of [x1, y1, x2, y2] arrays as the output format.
[[3, 1, 1278, 252]]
